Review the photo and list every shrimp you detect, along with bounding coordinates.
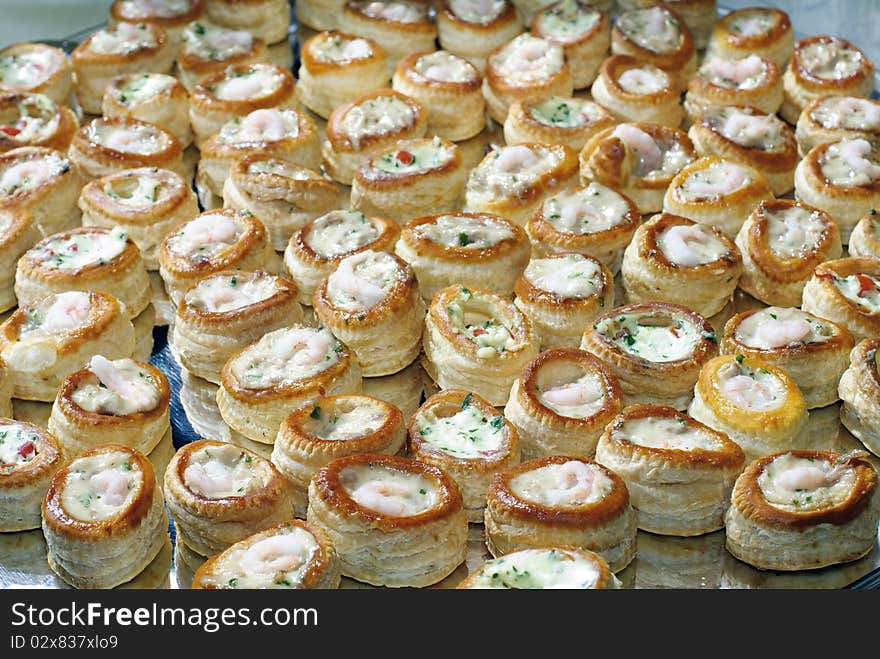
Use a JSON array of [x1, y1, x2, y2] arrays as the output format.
[[684, 162, 748, 198], [179, 213, 238, 250], [274, 328, 334, 366], [834, 138, 880, 184], [494, 145, 540, 173], [327, 252, 387, 310], [350, 479, 412, 516], [206, 28, 252, 53], [541, 381, 602, 408], [834, 97, 880, 128], [721, 112, 774, 147], [215, 73, 266, 101], [617, 67, 666, 94], [557, 196, 602, 232], [240, 535, 309, 575], [338, 38, 371, 60], [90, 469, 132, 507], [753, 315, 811, 348], [659, 224, 714, 267], [705, 55, 765, 86], [184, 460, 239, 499], [0, 159, 52, 194], [509, 37, 552, 72], [104, 126, 151, 153], [543, 461, 595, 506], [721, 374, 776, 410], [89, 355, 140, 399], [776, 464, 830, 492], [239, 108, 287, 142], [42, 291, 91, 332], [612, 124, 662, 175]]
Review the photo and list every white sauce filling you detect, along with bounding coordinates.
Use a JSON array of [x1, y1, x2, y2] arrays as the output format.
[[819, 138, 880, 187], [209, 66, 285, 102], [536, 0, 601, 43], [734, 307, 832, 350], [678, 160, 753, 201], [165, 212, 244, 260], [524, 254, 602, 299], [657, 223, 728, 267], [29, 227, 128, 271], [340, 464, 439, 517], [446, 287, 517, 360], [218, 108, 299, 145], [185, 272, 281, 314], [305, 211, 380, 258], [611, 124, 693, 179], [115, 73, 175, 105], [88, 22, 159, 56], [1, 94, 60, 143], [372, 137, 453, 175], [184, 443, 265, 499], [247, 159, 316, 180], [0, 150, 69, 197], [0, 422, 40, 470], [0, 48, 63, 89], [355, 0, 428, 23], [490, 34, 564, 83], [448, 0, 505, 24], [18, 291, 92, 339], [61, 450, 140, 522], [594, 311, 702, 362], [528, 97, 599, 128], [416, 401, 506, 459], [537, 370, 607, 419], [182, 22, 253, 61], [705, 106, 786, 150], [87, 119, 167, 155], [71, 356, 161, 416], [617, 6, 682, 54], [799, 39, 865, 80], [230, 326, 340, 389], [304, 401, 387, 441], [717, 360, 786, 411], [758, 453, 856, 511], [326, 249, 403, 312], [543, 182, 630, 235], [415, 214, 513, 249], [811, 97, 880, 132], [728, 10, 775, 37], [340, 95, 415, 149], [700, 55, 768, 90], [116, 0, 194, 20], [763, 204, 826, 258], [104, 171, 168, 208], [469, 144, 563, 200], [832, 272, 880, 314], [413, 50, 475, 84], [613, 415, 722, 451], [467, 549, 602, 589], [313, 34, 373, 63], [510, 460, 613, 507], [617, 66, 669, 94]]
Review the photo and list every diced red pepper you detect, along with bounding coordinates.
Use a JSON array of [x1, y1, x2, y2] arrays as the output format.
[[0, 125, 20, 137], [17, 440, 35, 459], [856, 273, 875, 297], [472, 328, 487, 336], [396, 150, 413, 164], [816, 272, 835, 282], [669, 327, 680, 338]]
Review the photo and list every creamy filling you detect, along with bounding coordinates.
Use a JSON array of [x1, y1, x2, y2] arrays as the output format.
[[184, 443, 265, 499], [616, 66, 669, 94], [185, 272, 281, 314], [88, 22, 159, 56], [116, 0, 195, 20], [61, 450, 140, 522], [18, 291, 92, 339], [0, 151, 69, 196], [313, 34, 373, 63], [71, 356, 161, 416], [0, 422, 41, 471], [104, 171, 167, 207], [728, 9, 775, 37], [305, 211, 379, 258], [446, 287, 517, 360], [466, 549, 603, 589], [247, 159, 316, 180], [819, 138, 880, 187], [510, 460, 613, 507], [326, 250, 402, 312], [0, 94, 60, 143], [657, 223, 728, 267], [355, 0, 428, 23], [340, 95, 415, 149], [183, 22, 253, 61], [593, 311, 702, 362], [543, 182, 631, 235], [87, 119, 166, 155], [490, 34, 564, 83], [536, 0, 601, 43], [413, 51, 475, 83], [705, 106, 786, 150], [617, 6, 682, 54], [716, 361, 786, 411], [340, 464, 439, 517], [448, 0, 505, 24], [373, 137, 452, 175], [115, 73, 175, 105], [470, 144, 563, 200], [758, 453, 856, 512], [734, 307, 832, 350], [415, 214, 513, 249], [528, 97, 598, 128], [799, 39, 865, 80], [165, 213, 244, 260], [764, 204, 826, 258], [678, 160, 752, 201], [524, 254, 602, 299], [230, 326, 340, 389], [219, 108, 300, 145], [700, 55, 768, 90], [613, 415, 722, 450], [304, 401, 387, 441], [537, 371, 607, 419], [416, 401, 506, 459], [0, 48, 63, 89], [29, 227, 128, 271], [208, 66, 285, 101], [831, 272, 880, 313], [811, 97, 880, 132]]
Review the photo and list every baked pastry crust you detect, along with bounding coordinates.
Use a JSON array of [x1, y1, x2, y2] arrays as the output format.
[[503, 348, 622, 460], [483, 33, 572, 123], [684, 56, 783, 124], [663, 155, 773, 238], [173, 270, 303, 384], [621, 213, 741, 318], [581, 301, 718, 410], [801, 257, 880, 344], [15, 226, 150, 319], [793, 137, 880, 245], [0, 419, 64, 531], [407, 389, 520, 523], [271, 394, 405, 516], [79, 167, 199, 271], [313, 250, 424, 376], [71, 22, 174, 115], [724, 449, 880, 571], [435, 0, 524, 73], [224, 156, 342, 250], [735, 199, 842, 307], [0, 208, 40, 313], [457, 546, 620, 589], [484, 455, 637, 572], [465, 142, 579, 226], [307, 453, 468, 587], [284, 210, 400, 306], [796, 96, 880, 157], [391, 51, 483, 143], [101, 73, 192, 149], [297, 31, 389, 119], [591, 55, 683, 128], [595, 403, 744, 536], [0, 93, 77, 154], [204, 0, 291, 45], [0, 43, 73, 105], [42, 444, 168, 588], [611, 5, 696, 87], [217, 325, 363, 443], [351, 136, 467, 223], [110, 0, 206, 47], [192, 520, 341, 589], [839, 338, 880, 457], [396, 211, 529, 300], [705, 6, 793, 70], [0, 291, 135, 401], [504, 96, 615, 152], [323, 88, 427, 185], [296, 0, 345, 30], [158, 208, 278, 307], [362, 359, 429, 421], [514, 253, 615, 348], [687, 354, 808, 462], [164, 439, 295, 557], [849, 208, 880, 259], [580, 123, 697, 215], [530, 0, 610, 89], [689, 105, 796, 196], [422, 284, 540, 406], [177, 20, 267, 91]]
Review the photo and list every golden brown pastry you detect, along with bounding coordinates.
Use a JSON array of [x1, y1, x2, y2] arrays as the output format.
[[839, 338, 880, 457], [621, 212, 741, 318], [101, 73, 192, 149], [781, 36, 875, 125], [42, 444, 168, 588], [465, 142, 579, 226], [801, 257, 880, 344], [435, 0, 523, 73], [735, 198, 841, 307], [0, 43, 73, 105], [217, 325, 363, 443], [192, 520, 341, 589], [794, 138, 880, 245], [457, 546, 620, 589], [581, 301, 719, 410], [504, 348, 622, 460], [205, 0, 291, 45], [484, 455, 637, 572], [724, 450, 879, 571], [407, 389, 520, 523], [0, 93, 77, 154], [595, 403, 744, 536], [422, 284, 540, 406], [705, 6, 793, 70], [177, 20, 267, 91], [296, 0, 343, 30], [526, 180, 641, 274], [362, 359, 430, 421], [313, 250, 424, 377], [580, 123, 697, 215], [0, 208, 40, 313], [392, 51, 483, 142], [164, 439, 295, 557], [71, 22, 174, 115], [307, 453, 468, 587], [684, 56, 783, 123], [796, 96, 880, 157], [395, 211, 530, 300], [849, 208, 880, 259], [611, 5, 696, 87], [688, 354, 808, 462], [663, 156, 773, 238], [322, 88, 427, 185], [659, 0, 716, 50], [78, 167, 199, 271], [283, 210, 400, 306], [590, 55, 683, 128], [530, 0, 610, 89], [721, 307, 854, 410], [110, 0, 207, 47], [504, 96, 615, 152], [0, 419, 64, 531]]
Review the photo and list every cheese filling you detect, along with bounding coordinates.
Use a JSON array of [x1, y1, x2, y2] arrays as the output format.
[[448, 0, 505, 24], [657, 223, 728, 267], [594, 311, 702, 362], [799, 39, 865, 80], [617, 6, 682, 54], [115, 73, 175, 105], [819, 138, 880, 187], [469, 144, 563, 200], [71, 356, 161, 416], [183, 22, 253, 61], [373, 137, 452, 175], [30, 227, 128, 271], [700, 55, 768, 90], [88, 22, 159, 56], [716, 360, 786, 411], [165, 212, 244, 260], [416, 400, 506, 459], [0, 150, 69, 197], [230, 326, 340, 389], [326, 250, 402, 312], [313, 35, 373, 63], [467, 549, 603, 589], [758, 453, 856, 512], [185, 272, 282, 314], [764, 204, 825, 258], [355, 0, 428, 23], [413, 51, 475, 84], [1, 94, 60, 143], [104, 170, 168, 208], [208, 66, 286, 102], [705, 106, 786, 150], [87, 119, 167, 155], [305, 211, 380, 258], [528, 97, 599, 128], [617, 66, 669, 94], [490, 34, 565, 83], [613, 414, 722, 451], [810, 97, 880, 132], [18, 291, 92, 339], [536, 0, 601, 42], [678, 160, 753, 201], [510, 460, 613, 507], [0, 48, 63, 88], [218, 108, 299, 145], [184, 443, 265, 499], [0, 422, 40, 471], [340, 464, 439, 517], [831, 272, 880, 313], [543, 182, 631, 235], [537, 370, 607, 419], [62, 450, 141, 522], [340, 95, 416, 149], [524, 254, 602, 299], [304, 401, 387, 441], [416, 214, 512, 249], [446, 287, 517, 359], [734, 307, 832, 350]]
